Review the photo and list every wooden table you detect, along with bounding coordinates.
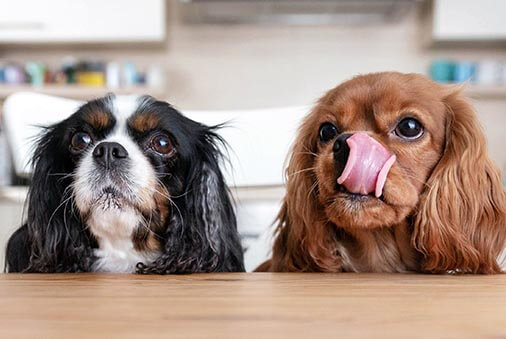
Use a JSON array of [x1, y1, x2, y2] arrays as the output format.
[[0, 273, 505, 339]]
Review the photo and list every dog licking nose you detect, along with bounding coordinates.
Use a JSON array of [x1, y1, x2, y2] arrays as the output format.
[[336, 133, 396, 197]]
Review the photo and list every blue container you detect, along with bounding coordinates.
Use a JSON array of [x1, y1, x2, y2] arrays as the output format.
[[429, 60, 456, 83], [454, 62, 476, 83], [25, 62, 46, 86]]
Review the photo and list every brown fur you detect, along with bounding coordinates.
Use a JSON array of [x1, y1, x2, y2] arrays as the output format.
[[132, 182, 170, 252], [257, 72, 506, 274], [84, 110, 111, 129], [132, 228, 163, 252], [129, 114, 161, 133]]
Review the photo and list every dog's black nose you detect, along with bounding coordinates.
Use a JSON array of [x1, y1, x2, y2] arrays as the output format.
[[334, 133, 352, 175], [93, 142, 128, 168]]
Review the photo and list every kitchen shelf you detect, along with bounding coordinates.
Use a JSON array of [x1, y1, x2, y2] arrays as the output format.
[[0, 85, 165, 100], [464, 85, 506, 99], [0, 186, 28, 203]]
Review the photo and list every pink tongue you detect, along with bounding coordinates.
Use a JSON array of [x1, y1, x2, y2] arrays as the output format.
[[337, 133, 396, 198]]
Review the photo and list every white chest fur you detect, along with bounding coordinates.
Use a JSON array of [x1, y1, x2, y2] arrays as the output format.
[[86, 207, 159, 273], [93, 237, 158, 273]]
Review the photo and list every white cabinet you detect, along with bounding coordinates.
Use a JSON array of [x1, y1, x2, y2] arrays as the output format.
[[0, 0, 166, 43], [432, 0, 506, 41], [0, 194, 25, 269]]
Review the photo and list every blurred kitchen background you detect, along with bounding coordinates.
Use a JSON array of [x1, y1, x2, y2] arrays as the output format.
[[0, 0, 505, 269]]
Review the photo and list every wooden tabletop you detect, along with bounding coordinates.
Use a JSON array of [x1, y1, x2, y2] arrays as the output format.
[[0, 273, 505, 339]]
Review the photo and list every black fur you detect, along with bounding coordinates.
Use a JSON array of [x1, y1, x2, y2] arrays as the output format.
[[5, 95, 245, 273]]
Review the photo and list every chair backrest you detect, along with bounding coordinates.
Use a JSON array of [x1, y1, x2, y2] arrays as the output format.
[[3, 92, 83, 177], [2, 92, 309, 187]]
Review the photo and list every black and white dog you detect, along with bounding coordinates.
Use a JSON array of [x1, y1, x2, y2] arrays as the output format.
[[6, 95, 244, 273]]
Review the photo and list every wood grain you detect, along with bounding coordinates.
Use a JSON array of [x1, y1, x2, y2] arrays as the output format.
[[0, 273, 505, 339]]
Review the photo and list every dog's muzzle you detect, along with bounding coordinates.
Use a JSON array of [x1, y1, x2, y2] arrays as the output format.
[[334, 133, 396, 197]]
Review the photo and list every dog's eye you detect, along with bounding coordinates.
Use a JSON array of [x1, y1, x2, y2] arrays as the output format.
[[151, 134, 173, 155], [319, 123, 338, 143], [395, 118, 424, 140], [70, 132, 92, 152]]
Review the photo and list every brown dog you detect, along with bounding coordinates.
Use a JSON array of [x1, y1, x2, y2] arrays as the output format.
[[257, 72, 506, 274]]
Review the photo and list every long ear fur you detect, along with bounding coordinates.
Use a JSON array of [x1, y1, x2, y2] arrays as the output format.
[[137, 126, 244, 274], [6, 124, 96, 272], [413, 90, 506, 273], [267, 113, 341, 272]]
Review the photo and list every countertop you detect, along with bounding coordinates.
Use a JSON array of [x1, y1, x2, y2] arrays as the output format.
[[0, 273, 505, 339]]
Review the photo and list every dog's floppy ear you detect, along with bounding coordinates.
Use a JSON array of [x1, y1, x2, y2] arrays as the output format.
[[413, 89, 506, 273], [187, 127, 244, 272], [7, 123, 94, 272], [266, 112, 341, 272], [138, 125, 245, 274]]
